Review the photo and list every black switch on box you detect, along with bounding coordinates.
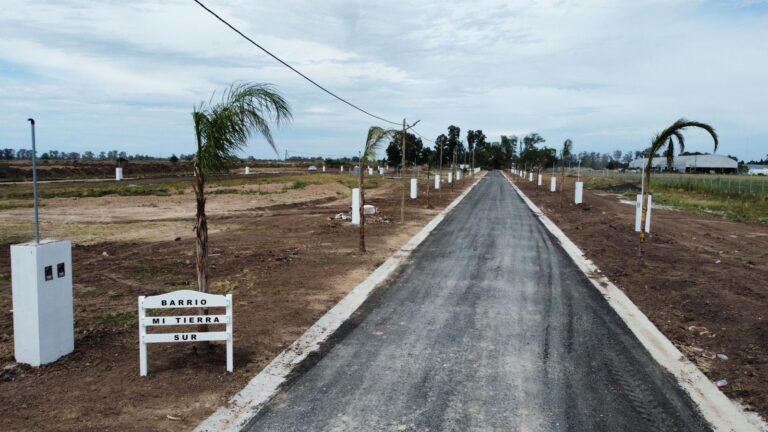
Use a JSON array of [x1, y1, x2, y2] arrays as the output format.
[[45, 265, 53, 281], [57, 263, 65, 278]]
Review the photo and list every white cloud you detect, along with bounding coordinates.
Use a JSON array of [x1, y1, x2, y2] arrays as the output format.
[[0, 0, 766, 161]]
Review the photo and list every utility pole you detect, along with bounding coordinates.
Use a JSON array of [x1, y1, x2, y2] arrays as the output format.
[[399, 118, 420, 224], [401, 118, 406, 224], [438, 137, 443, 192]]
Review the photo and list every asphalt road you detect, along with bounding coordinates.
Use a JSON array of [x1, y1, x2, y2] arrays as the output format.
[[245, 171, 710, 432]]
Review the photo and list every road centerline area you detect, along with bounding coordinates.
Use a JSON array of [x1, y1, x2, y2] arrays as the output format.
[[245, 171, 710, 432]]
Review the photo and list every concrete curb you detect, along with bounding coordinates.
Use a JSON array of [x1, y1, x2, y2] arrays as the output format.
[[194, 173, 486, 432], [503, 172, 767, 432]]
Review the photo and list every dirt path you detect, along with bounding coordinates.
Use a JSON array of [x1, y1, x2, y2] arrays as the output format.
[[0, 175, 474, 431], [511, 172, 768, 421]]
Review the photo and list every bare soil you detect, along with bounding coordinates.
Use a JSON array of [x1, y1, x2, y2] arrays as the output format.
[[510, 172, 768, 421], [0, 173, 473, 431]]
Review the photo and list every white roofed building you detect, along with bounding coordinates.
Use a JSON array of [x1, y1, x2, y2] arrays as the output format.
[[629, 154, 737, 173]]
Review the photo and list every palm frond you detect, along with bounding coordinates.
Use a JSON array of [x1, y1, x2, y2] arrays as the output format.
[[561, 139, 573, 160], [194, 82, 292, 174], [362, 126, 395, 162], [648, 118, 718, 173]]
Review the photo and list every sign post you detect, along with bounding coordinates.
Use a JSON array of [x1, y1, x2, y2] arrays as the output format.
[[138, 290, 233, 376]]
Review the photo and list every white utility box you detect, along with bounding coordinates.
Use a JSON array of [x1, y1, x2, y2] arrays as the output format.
[[351, 188, 360, 225], [575, 181, 584, 204], [11, 240, 74, 366]]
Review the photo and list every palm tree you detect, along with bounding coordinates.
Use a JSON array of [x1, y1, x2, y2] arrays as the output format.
[[192, 82, 291, 292], [359, 126, 392, 253], [639, 118, 717, 241], [560, 139, 572, 207]]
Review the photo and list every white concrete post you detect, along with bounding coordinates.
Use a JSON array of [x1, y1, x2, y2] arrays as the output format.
[[322, 165, 326, 172], [575, 181, 584, 204], [448, 172, 453, 183], [11, 240, 74, 366], [550, 176, 557, 192], [351, 188, 360, 225], [340, 165, 344, 172], [434, 174, 440, 190], [457, 171, 462, 181], [410, 178, 418, 199], [537, 174, 543, 186], [115, 167, 123, 181], [529, 173, 533, 182], [368, 167, 373, 176], [245, 166, 251, 175], [635, 194, 652, 233], [379, 167, 384, 175]]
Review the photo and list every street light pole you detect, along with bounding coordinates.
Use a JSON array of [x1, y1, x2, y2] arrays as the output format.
[[28, 118, 40, 244]]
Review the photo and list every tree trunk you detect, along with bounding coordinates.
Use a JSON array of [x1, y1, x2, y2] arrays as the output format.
[[193, 165, 210, 334], [426, 162, 431, 208], [560, 164, 565, 208], [640, 164, 652, 242], [194, 167, 209, 293], [358, 168, 366, 253]]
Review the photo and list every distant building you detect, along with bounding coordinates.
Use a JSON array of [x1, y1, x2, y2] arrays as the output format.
[[628, 155, 737, 173], [748, 164, 768, 175]]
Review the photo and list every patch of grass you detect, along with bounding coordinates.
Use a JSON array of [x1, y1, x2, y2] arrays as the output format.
[[95, 312, 137, 329], [653, 190, 768, 224], [0, 202, 36, 211], [289, 180, 309, 190]]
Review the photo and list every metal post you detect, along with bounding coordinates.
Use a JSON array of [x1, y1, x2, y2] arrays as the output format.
[[28, 118, 40, 244], [401, 119, 406, 224]]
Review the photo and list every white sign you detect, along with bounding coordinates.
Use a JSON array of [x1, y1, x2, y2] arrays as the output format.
[[635, 194, 652, 233], [138, 290, 233, 376]]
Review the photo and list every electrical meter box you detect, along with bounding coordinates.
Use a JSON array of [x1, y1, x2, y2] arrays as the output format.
[[11, 240, 74, 366]]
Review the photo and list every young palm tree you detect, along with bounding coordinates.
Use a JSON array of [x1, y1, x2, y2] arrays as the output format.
[[359, 126, 393, 252], [639, 118, 717, 241], [192, 82, 291, 292], [560, 139, 573, 207]]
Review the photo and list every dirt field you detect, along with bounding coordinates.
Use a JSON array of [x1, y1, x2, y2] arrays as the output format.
[[0, 172, 474, 431], [509, 171, 768, 421]]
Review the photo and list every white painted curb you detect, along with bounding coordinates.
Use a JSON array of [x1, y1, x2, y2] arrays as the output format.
[[195, 172, 487, 432], [503, 172, 767, 432]]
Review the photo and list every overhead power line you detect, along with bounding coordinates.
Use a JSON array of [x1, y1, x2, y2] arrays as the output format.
[[192, 0, 401, 126], [411, 128, 435, 144]]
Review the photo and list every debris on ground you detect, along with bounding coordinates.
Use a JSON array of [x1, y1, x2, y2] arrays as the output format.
[[715, 379, 728, 388], [717, 353, 729, 361]]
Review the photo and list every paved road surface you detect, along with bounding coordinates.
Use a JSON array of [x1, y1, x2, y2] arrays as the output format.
[[245, 171, 710, 431]]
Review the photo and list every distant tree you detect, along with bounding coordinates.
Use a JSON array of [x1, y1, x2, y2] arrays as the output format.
[[169, 154, 179, 164], [639, 119, 717, 242], [434, 134, 448, 173], [560, 139, 572, 207], [191, 82, 291, 294], [82, 151, 95, 160], [1, 148, 14, 160]]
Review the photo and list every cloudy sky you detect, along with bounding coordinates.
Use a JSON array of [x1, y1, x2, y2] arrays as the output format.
[[1, 0, 767, 161]]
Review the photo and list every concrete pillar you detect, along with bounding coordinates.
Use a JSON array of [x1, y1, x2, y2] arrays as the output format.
[[322, 165, 326, 172], [575, 181, 584, 204], [11, 240, 74, 366], [528, 173, 533, 182], [244, 166, 250, 175], [457, 171, 462, 181], [550, 176, 556, 192], [537, 174, 543, 186], [434, 174, 440, 190], [351, 188, 360, 225], [410, 178, 418, 199], [448, 172, 453, 183], [368, 167, 373, 175], [340, 166, 344, 172], [635, 194, 652, 233], [115, 167, 123, 181], [379, 167, 384, 175]]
